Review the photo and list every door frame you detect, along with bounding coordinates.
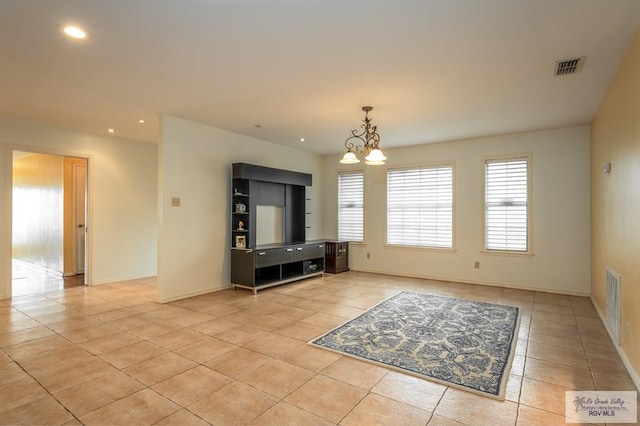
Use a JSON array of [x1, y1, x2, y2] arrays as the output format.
[[3, 144, 93, 298], [72, 160, 87, 275]]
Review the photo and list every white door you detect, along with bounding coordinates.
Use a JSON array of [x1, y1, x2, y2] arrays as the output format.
[[73, 163, 86, 274]]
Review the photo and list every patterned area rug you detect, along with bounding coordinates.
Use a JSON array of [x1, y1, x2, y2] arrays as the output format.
[[310, 291, 520, 399]]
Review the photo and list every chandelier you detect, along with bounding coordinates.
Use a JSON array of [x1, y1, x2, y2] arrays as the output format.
[[340, 106, 387, 165]]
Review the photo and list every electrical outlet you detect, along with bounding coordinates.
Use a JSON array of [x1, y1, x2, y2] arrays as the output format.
[[474, 261, 480, 269], [367, 252, 371, 259], [171, 197, 180, 207]]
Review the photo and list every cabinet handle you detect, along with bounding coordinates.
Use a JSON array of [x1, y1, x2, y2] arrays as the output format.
[[258, 252, 266, 256], [296, 247, 303, 251], [286, 248, 293, 252], [318, 245, 324, 248]]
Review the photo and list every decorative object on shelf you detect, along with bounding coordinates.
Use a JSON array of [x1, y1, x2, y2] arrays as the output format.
[[235, 235, 246, 248], [238, 221, 245, 230], [234, 187, 248, 196], [235, 202, 246, 213], [340, 106, 387, 166]]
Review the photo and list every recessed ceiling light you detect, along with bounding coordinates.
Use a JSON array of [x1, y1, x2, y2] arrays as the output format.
[[138, 119, 145, 124], [107, 128, 114, 133], [62, 26, 88, 40], [300, 138, 305, 142]]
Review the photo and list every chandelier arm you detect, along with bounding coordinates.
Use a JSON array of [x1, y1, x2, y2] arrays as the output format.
[[368, 131, 381, 149], [350, 125, 368, 139], [344, 135, 367, 154]]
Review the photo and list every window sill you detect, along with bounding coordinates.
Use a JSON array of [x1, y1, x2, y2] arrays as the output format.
[[384, 244, 457, 254], [480, 250, 534, 258]]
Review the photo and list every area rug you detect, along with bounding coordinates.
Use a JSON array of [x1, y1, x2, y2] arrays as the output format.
[[309, 291, 520, 399]]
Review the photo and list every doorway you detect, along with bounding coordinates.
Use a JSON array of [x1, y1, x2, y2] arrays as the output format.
[[11, 151, 88, 297]]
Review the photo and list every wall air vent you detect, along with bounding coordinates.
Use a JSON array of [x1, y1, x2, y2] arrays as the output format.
[[606, 267, 621, 344], [554, 57, 586, 76]]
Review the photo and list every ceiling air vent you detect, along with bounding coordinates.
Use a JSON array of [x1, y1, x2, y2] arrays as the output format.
[[554, 57, 586, 76]]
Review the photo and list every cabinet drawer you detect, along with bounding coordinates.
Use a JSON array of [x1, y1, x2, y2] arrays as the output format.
[[293, 243, 325, 261], [255, 248, 293, 267]]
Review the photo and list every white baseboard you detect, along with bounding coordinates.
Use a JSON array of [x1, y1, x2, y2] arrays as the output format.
[[590, 295, 640, 391], [348, 267, 591, 297], [157, 284, 232, 304], [91, 274, 156, 286]]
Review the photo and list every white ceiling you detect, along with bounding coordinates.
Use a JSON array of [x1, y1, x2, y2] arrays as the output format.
[[1, 0, 639, 155]]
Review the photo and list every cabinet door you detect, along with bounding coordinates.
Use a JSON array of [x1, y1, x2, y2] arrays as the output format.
[[231, 249, 255, 285], [337, 243, 349, 258]]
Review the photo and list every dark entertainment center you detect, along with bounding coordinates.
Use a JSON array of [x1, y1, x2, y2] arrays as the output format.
[[230, 163, 325, 293]]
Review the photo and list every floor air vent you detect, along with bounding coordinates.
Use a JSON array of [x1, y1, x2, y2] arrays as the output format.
[[606, 267, 621, 344], [554, 57, 586, 76]]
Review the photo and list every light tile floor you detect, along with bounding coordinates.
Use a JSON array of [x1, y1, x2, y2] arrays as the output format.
[[12, 260, 84, 297], [0, 272, 637, 425]]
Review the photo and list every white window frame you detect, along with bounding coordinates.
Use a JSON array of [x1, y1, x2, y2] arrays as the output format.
[[483, 154, 532, 254], [386, 163, 455, 250], [338, 171, 364, 243]]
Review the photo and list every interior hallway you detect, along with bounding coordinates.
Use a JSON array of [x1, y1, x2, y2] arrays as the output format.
[[0, 272, 637, 425], [11, 260, 84, 297]]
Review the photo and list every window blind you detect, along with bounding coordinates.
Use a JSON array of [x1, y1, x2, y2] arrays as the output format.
[[387, 166, 453, 248], [485, 159, 528, 251], [338, 171, 364, 242]]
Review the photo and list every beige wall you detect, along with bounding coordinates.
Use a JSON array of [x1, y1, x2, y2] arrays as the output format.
[[591, 28, 640, 382], [157, 116, 324, 302], [0, 118, 158, 299], [12, 152, 64, 273], [323, 126, 591, 295]]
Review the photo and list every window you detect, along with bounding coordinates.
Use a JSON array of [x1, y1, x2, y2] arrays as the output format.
[[338, 171, 364, 242], [387, 165, 453, 249], [484, 157, 529, 252]]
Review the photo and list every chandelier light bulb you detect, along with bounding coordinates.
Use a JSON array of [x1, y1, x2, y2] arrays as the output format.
[[365, 148, 387, 165], [340, 150, 360, 164]]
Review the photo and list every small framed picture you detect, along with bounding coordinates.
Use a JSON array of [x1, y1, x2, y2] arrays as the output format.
[[235, 235, 246, 248]]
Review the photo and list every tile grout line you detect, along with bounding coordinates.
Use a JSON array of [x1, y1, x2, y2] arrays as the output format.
[[6, 338, 81, 424], [514, 300, 534, 426]]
